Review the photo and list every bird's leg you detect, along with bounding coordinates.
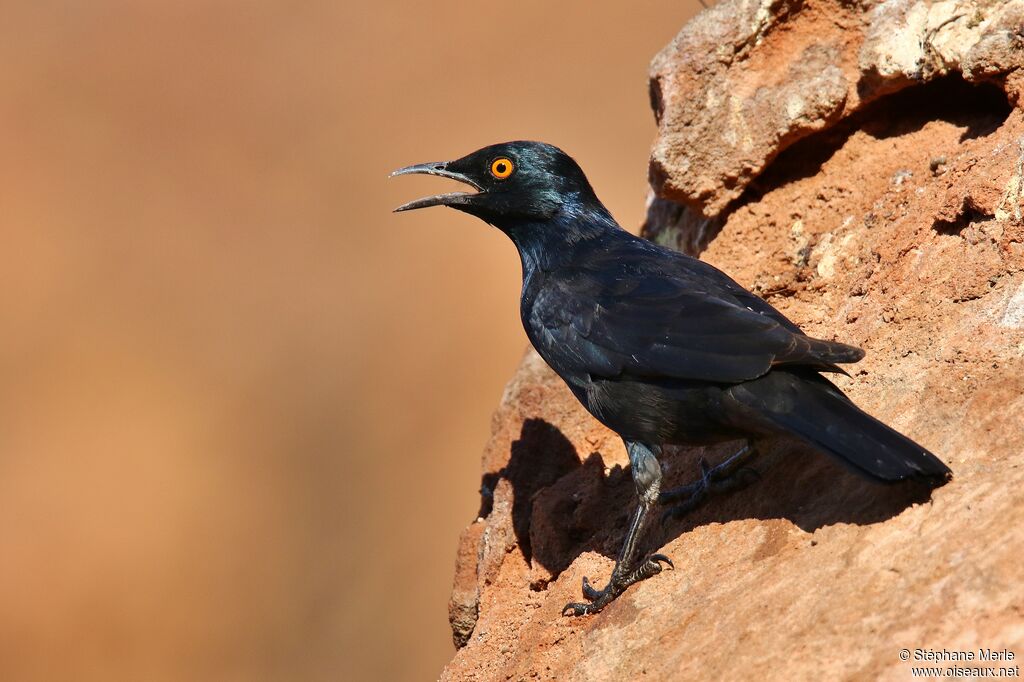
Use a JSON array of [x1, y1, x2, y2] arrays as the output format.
[[563, 441, 673, 617], [660, 442, 759, 521]]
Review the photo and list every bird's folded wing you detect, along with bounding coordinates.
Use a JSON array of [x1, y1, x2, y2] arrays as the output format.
[[531, 266, 863, 384]]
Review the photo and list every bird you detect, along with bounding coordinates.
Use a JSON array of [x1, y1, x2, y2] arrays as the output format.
[[391, 141, 951, 616]]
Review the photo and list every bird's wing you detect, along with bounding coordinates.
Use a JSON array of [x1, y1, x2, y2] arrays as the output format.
[[681, 256, 806, 335], [530, 255, 862, 384]]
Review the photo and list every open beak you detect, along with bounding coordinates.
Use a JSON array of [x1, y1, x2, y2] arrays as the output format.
[[390, 161, 483, 212]]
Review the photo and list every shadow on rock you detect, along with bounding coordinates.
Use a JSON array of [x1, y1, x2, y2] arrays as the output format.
[[652, 439, 940, 551], [486, 420, 942, 584], [480, 418, 583, 564], [742, 76, 1012, 205]]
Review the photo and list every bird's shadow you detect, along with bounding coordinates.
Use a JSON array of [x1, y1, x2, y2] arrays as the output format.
[[481, 418, 938, 580]]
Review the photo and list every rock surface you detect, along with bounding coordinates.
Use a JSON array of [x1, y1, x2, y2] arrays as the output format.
[[648, 0, 1024, 217], [443, 1, 1024, 679]]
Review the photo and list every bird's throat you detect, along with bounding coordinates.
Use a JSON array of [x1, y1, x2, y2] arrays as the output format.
[[504, 204, 619, 273]]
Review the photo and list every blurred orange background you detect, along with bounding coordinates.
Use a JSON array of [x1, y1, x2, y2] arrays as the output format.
[[0, 2, 699, 679]]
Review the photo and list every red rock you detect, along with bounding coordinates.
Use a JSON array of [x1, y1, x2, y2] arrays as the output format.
[[443, 1, 1024, 678], [648, 0, 1024, 217]]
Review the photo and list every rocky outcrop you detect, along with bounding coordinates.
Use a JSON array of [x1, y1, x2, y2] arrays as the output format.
[[647, 0, 1024, 218], [443, 1, 1024, 679]]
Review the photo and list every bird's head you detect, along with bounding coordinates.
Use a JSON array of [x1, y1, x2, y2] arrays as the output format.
[[391, 141, 603, 229]]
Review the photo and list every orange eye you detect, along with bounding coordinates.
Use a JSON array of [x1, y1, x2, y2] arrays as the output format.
[[490, 157, 514, 179]]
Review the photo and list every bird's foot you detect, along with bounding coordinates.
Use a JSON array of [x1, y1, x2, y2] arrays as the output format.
[[561, 554, 673, 616], [659, 449, 759, 522]]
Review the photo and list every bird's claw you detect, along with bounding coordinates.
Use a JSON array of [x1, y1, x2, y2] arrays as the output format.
[[581, 575, 603, 600], [660, 482, 709, 521], [562, 554, 673, 617], [660, 453, 761, 522], [647, 553, 674, 571], [562, 601, 597, 617]]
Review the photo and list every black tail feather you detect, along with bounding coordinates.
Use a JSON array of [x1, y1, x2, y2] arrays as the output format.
[[730, 370, 952, 485]]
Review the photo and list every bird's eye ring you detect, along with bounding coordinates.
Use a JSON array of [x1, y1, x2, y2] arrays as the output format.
[[490, 157, 514, 179]]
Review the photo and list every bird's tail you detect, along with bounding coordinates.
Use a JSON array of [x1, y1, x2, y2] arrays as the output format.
[[728, 370, 952, 485]]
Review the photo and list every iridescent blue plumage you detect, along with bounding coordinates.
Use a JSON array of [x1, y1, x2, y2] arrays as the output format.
[[393, 140, 951, 616]]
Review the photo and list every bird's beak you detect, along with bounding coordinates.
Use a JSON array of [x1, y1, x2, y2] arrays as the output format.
[[390, 161, 483, 212]]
